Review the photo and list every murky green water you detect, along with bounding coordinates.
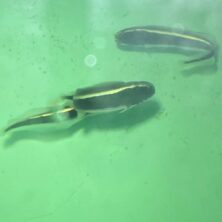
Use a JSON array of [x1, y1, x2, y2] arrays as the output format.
[[0, 0, 222, 222]]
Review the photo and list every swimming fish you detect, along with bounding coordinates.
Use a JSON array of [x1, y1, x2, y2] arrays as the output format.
[[4, 81, 155, 133], [115, 25, 217, 64]]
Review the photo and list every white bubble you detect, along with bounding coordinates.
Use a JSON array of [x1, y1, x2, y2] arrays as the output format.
[[84, 54, 97, 67]]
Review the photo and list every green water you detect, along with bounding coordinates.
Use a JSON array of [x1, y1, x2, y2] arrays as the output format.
[[0, 0, 222, 222]]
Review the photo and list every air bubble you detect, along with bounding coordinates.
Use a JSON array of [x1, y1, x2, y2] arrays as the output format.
[[84, 54, 97, 67]]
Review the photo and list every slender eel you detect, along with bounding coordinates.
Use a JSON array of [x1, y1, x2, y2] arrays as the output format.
[[115, 25, 217, 64], [4, 81, 155, 133]]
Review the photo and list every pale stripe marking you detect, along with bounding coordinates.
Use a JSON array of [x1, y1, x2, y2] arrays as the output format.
[[75, 83, 147, 100], [123, 28, 211, 46]]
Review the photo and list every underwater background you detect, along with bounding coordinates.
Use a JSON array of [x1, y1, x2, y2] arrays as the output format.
[[0, 0, 221, 221]]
